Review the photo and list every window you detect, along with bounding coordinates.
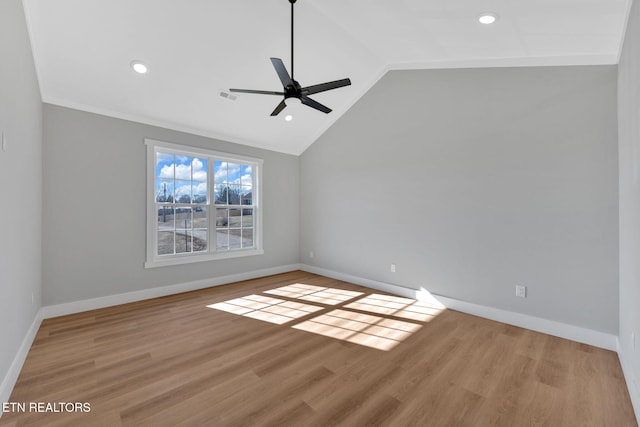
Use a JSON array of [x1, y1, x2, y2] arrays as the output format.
[[145, 139, 263, 268]]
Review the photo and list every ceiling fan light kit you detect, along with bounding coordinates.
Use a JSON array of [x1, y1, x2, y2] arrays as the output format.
[[230, 0, 351, 116]]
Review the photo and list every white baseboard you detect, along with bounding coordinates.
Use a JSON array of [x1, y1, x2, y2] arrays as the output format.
[[42, 264, 303, 319], [434, 293, 617, 351], [617, 338, 640, 423], [300, 264, 618, 351], [0, 309, 42, 410]]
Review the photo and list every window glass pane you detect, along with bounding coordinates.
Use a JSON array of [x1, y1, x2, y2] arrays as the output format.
[[192, 207, 209, 252], [242, 229, 254, 248], [157, 206, 175, 227], [216, 208, 228, 227], [156, 180, 174, 203], [175, 155, 193, 180], [193, 207, 207, 228], [228, 185, 241, 205], [214, 161, 226, 185], [156, 152, 174, 179], [158, 231, 174, 255], [215, 184, 228, 205], [175, 205, 192, 253], [229, 229, 242, 250], [241, 187, 252, 205], [193, 230, 207, 252], [229, 209, 242, 227], [175, 229, 192, 253], [192, 157, 207, 182], [157, 205, 175, 256], [242, 209, 253, 227], [216, 229, 229, 250], [227, 163, 241, 185], [175, 180, 191, 203], [175, 208, 192, 230], [192, 182, 207, 204], [241, 165, 253, 186]]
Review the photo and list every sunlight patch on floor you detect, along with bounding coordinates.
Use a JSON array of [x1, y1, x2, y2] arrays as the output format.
[[344, 294, 444, 322], [264, 283, 364, 305], [293, 309, 422, 351], [207, 283, 445, 351], [207, 294, 323, 325]]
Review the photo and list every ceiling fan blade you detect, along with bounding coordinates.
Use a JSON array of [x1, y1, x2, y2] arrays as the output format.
[[302, 78, 351, 96], [270, 99, 287, 116], [229, 89, 284, 96], [270, 58, 294, 88], [301, 96, 332, 114]]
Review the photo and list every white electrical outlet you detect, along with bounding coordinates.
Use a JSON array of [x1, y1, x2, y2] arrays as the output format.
[[515, 285, 526, 298], [390, 263, 396, 273], [309, 251, 314, 259]]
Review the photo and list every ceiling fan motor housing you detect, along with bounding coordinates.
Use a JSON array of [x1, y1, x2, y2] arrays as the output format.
[[285, 81, 302, 99]]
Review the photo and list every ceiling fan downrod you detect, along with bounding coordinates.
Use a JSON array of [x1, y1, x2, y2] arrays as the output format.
[[290, 0, 296, 80]]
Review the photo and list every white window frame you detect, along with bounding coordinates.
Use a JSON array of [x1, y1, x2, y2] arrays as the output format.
[[145, 138, 264, 268]]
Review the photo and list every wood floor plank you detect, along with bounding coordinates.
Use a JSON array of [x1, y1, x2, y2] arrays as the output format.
[[0, 271, 636, 426]]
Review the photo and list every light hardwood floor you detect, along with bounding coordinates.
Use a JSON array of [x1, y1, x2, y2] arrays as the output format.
[[1, 271, 636, 426]]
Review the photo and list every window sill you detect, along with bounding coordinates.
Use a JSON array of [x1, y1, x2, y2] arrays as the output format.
[[144, 248, 264, 269]]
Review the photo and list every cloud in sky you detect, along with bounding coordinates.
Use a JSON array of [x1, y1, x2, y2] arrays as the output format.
[[192, 158, 206, 181], [158, 157, 207, 181], [239, 173, 252, 186], [214, 162, 251, 187]]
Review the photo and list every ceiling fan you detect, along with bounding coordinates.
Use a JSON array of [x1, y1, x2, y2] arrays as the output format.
[[229, 0, 351, 116]]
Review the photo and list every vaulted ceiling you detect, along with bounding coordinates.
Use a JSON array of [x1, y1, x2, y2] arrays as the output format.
[[23, 0, 630, 155]]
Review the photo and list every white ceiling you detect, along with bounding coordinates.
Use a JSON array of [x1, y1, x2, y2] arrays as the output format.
[[23, 0, 631, 155]]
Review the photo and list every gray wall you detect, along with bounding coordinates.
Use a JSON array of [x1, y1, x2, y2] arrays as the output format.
[[0, 0, 43, 391], [301, 65, 619, 334], [42, 105, 299, 305], [618, 0, 640, 414]]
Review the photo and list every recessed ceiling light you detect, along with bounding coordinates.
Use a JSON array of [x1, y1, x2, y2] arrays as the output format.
[[478, 13, 498, 25], [130, 60, 148, 74], [285, 114, 293, 121]]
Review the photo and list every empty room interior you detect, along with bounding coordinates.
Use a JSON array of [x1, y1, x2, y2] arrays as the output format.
[[2, 0, 640, 425]]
